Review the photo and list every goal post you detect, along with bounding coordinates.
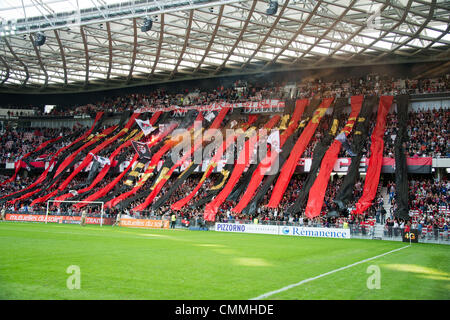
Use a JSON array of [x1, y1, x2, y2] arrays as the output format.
[[45, 200, 105, 227]]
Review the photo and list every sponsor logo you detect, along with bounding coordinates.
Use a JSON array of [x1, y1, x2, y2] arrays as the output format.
[[215, 223, 351, 239], [119, 218, 169, 229], [5, 214, 113, 225], [216, 223, 246, 232]]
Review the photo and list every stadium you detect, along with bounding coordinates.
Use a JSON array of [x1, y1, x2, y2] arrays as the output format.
[[0, 0, 449, 306]]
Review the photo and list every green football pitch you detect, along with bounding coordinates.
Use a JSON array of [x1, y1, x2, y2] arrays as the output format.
[[0, 221, 448, 300]]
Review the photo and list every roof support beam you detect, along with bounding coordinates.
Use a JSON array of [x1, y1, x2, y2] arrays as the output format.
[[372, 0, 437, 62], [263, 0, 322, 69], [412, 23, 450, 56], [150, 13, 164, 78], [3, 0, 245, 37], [53, 30, 68, 86], [292, 0, 357, 64], [345, 0, 413, 62], [214, 0, 257, 75], [169, 10, 194, 80], [127, 18, 138, 83], [241, 0, 290, 70], [106, 21, 113, 82], [80, 25, 90, 87], [193, 5, 224, 74], [4, 38, 29, 86], [313, 1, 390, 66], [0, 56, 10, 85]]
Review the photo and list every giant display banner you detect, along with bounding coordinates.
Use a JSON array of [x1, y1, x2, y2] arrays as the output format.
[[5, 213, 113, 225], [119, 218, 170, 229], [215, 223, 350, 239]]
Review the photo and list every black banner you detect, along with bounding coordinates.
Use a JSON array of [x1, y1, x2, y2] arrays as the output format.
[[333, 96, 378, 213], [394, 95, 410, 220], [226, 163, 258, 202]]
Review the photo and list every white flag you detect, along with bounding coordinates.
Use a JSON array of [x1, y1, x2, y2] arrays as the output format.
[[90, 153, 111, 167], [205, 111, 216, 122], [335, 132, 356, 156], [136, 119, 156, 136], [267, 130, 282, 153], [97, 156, 110, 167]]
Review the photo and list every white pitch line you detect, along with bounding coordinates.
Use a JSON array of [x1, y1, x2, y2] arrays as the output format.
[[250, 245, 411, 300]]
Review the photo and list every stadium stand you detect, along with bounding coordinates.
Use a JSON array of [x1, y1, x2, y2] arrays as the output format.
[[0, 71, 449, 243]]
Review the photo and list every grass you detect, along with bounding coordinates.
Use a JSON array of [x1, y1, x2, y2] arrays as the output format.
[[0, 221, 449, 300]]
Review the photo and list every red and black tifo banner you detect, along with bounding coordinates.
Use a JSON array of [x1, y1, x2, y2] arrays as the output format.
[[381, 157, 432, 174]]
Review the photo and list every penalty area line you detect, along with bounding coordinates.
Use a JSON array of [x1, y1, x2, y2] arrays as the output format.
[[250, 245, 411, 300]]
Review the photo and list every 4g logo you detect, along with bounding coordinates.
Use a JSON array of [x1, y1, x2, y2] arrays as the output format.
[[404, 232, 416, 240], [403, 231, 418, 243]]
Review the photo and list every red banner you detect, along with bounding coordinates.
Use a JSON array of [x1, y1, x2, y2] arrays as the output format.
[[304, 95, 363, 218], [203, 115, 281, 221], [267, 98, 334, 208], [232, 98, 309, 214], [353, 96, 394, 214]]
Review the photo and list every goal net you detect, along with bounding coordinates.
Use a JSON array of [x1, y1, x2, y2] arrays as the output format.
[[45, 200, 105, 227]]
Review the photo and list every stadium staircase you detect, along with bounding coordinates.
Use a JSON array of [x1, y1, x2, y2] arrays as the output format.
[[381, 187, 392, 221], [368, 186, 389, 239], [373, 224, 385, 239]]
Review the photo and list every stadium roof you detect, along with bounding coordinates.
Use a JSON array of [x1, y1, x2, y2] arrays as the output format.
[[0, 0, 449, 93]]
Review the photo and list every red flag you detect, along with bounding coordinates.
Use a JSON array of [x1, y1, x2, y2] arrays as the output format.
[[353, 96, 394, 214]]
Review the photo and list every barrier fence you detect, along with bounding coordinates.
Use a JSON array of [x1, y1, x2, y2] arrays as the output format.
[[2, 211, 448, 244]]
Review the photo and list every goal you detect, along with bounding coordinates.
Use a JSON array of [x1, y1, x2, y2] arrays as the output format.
[[45, 200, 105, 227]]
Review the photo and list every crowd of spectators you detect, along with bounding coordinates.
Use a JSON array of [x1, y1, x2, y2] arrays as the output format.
[[380, 177, 449, 240], [0, 125, 88, 164]]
